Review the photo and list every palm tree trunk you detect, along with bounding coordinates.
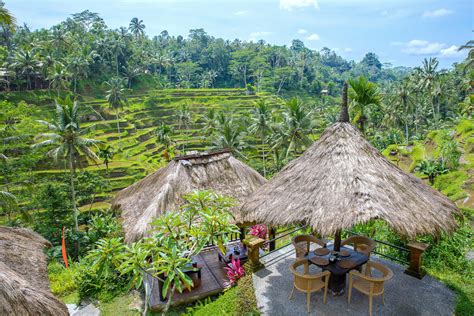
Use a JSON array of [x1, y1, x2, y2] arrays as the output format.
[[74, 77, 77, 93], [69, 153, 80, 256], [261, 136, 266, 177], [116, 109, 122, 145]]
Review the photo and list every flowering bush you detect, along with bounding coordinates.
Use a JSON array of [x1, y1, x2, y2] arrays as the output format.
[[225, 258, 245, 285], [249, 224, 268, 239]]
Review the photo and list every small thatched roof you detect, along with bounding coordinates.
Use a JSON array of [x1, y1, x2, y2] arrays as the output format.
[[0, 226, 69, 316], [113, 150, 267, 242], [240, 86, 460, 238]]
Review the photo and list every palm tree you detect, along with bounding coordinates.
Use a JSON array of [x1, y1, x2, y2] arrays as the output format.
[[129, 17, 145, 39], [415, 58, 439, 125], [10, 49, 38, 90], [458, 40, 474, 71], [279, 98, 314, 157], [97, 145, 114, 174], [393, 79, 414, 144], [211, 120, 246, 158], [202, 108, 217, 136], [348, 76, 381, 134], [249, 99, 272, 177], [33, 99, 101, 239], [0, 3, 15, 27], [155, 123, 173, 161], [122, 65, 142, 89], [47, 62, 70, 96], [0, 154, 17, 222], [104, 77, 127, 144], [177, 102, 192, 152]]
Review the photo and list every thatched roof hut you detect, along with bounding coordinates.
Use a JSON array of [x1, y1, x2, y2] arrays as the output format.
[[0, 226, 69, 316], [240, 83, 460, 240], [113, 150, 267, 242]]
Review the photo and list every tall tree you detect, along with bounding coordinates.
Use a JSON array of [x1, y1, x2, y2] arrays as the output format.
[[415, 57, 440, 125], [33, 99, 101, 247], [249, 99, 272, 176], [104, 77, 127, 144], [348, 76, 381, 134], [177, 102, 192, 152], [129, 17, 145, 39]]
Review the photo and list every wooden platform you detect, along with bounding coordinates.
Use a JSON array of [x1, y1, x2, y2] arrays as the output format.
[[147, 247, 231, 311]]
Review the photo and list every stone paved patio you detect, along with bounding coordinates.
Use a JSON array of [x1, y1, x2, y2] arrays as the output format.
[[253, 245, 455, 316]]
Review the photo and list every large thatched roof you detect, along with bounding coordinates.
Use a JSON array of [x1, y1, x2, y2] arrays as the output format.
[[240, 87, 460, 238], [113, 150, 267, 242], [0, 226, 69, 316]]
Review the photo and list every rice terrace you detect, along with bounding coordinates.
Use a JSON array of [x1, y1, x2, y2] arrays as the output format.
[[0, 1, 473, 316]]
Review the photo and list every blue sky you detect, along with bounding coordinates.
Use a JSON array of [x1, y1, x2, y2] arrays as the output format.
[[7, 0, 472, 68]]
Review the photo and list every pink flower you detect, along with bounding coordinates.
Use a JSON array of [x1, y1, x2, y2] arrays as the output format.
[[225, 258, 245, 285], [249, 224, 268, 239]]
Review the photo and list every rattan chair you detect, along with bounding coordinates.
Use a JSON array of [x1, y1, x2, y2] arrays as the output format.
[[292, 235, 326, 259], [341, 236, 376, 257], [289, 259, 330, 313], [348, 261, 393, 316]]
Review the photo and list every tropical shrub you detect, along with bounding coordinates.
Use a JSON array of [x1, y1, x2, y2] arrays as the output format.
[[249, 224, 268, 239], [415, 159, 449, 184], [225, 258, 245, 285]]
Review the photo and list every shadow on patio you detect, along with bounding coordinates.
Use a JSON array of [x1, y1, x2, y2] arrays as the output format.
[[253, 246, 455, 316]]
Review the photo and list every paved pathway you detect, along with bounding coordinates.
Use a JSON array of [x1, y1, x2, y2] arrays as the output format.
[[253, 246, 455, 316]]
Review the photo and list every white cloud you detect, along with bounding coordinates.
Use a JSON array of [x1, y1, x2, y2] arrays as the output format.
[[423, 8, 453, 18], [234, 10, 248, 16], [306, 33, 320, 41], [397, 39, 466, 59], [440, 45, 465, 58], [402, 39, 445, 55], [280, 0, 319, 11], [297, 28, 308, 34], [249, 31, 272, 41], [343, 47, 353, 52]]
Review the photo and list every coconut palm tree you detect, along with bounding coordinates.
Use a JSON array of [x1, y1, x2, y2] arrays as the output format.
[[33, 99, 101, 239], [415, 58, 439, 125], [249, 99, 272, 176], [0, 2, 15, 27], [155, 123, 173, 161], [97, 145, 114, 174], [9, 49, 38, 90], [47, 62, 70, 96], [393, 79, 414, 144], [129, 17, 145, 39], [211, 120, 246, 158], [202, 108, 217, 136], [177, 102, 192, 152], [104, 77, 127, 144], [279, 98, 314, 157], [348, 76, 381, 134]]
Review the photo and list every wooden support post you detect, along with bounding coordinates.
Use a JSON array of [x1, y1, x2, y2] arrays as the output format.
[[404, 242, 429, 279], [244, 236, 265, 271], [240, 226, 245, 241], [269, 227, 276, 251], [334, 229, 342, 252]]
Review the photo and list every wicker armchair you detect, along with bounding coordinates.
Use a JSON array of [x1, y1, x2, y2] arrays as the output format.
[[289, 259, 330, 313], [341, 236, 376, 257], [292, 235, 326, 259], [348, 261, 393, 316]]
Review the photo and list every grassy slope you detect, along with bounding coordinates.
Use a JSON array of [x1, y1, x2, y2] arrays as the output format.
[[1, 88, 285, 217]]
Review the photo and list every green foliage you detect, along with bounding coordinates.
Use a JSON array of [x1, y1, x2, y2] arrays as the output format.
[[48, 260, 79, 300], [415, 159, 449, 184], [235, 263, 259, 316], [433, 171, 468, 202], [78, 237, 130, 301], [185, 288, 237, 316]]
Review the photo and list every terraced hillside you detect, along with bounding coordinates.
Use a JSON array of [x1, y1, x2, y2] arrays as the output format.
[[7, 88, 285, 214]]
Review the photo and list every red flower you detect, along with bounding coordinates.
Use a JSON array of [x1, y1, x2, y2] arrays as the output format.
[[225, 258, 245, 285]]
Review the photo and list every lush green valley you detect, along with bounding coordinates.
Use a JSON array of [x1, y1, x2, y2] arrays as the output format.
[[0, 3, 473, 316]]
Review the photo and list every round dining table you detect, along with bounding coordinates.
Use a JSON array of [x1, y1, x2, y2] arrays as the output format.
[[304, 245, 369, 295]]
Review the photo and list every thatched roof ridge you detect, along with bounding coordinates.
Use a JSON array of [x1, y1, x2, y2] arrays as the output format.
[[113, 151, 267, 242], [240, 122, 460, 238], [0, 226, 68, 316]]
